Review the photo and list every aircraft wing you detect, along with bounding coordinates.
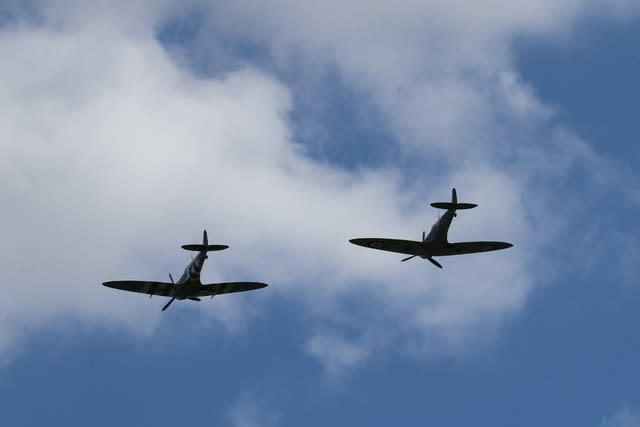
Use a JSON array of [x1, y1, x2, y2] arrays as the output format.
[[198, 282, 268, 297], [435, 241, 513, 256], [103, 280, 174, 296], [349, 238, 422, 256]]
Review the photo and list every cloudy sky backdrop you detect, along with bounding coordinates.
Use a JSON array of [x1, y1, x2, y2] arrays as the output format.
[[1, 1, 639, 425]]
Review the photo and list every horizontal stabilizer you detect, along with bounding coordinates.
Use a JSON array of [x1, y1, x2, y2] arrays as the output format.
[[430, 202, 477, 210], [181, 244, 229, 252]]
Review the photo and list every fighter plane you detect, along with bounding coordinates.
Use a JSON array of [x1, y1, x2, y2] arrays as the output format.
[[103, 230, 268, 311], [349, 188, 513, 269]]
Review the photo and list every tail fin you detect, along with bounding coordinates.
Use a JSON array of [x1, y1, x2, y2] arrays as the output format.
[[181, 229, 228, 252], [430, 188, 478, 210]]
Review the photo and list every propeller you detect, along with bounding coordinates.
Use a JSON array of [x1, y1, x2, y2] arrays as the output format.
[[161, 273, 177, 311], [162, 297, 176, 311], [427, 257, 443, 269], [400, 231, 443, 268], [402, 231, 426, 262]]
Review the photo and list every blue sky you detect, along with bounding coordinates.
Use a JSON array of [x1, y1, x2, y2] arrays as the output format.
[[1, 1, 639, 426]]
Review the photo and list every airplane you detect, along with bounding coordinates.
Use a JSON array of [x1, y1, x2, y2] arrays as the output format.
[[349, 188, 513, 269], [103, 230, 268, 311]]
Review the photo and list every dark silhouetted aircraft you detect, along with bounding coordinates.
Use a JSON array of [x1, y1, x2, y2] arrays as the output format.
[[350, 188, 513, 269], [103, 230, 268, 311]]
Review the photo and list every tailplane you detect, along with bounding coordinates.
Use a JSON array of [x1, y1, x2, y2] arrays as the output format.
[[430, 188, 478, 210], [181, 230, 229, 252]]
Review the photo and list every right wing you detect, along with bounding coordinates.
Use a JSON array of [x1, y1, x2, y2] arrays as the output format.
[[198, 282, 268, 297], [103, 280, 174, 297], [349, 238, 422, 256], [435, 241, 513, 256]]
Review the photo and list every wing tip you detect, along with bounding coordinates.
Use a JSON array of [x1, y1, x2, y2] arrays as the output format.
[[349, 238, 368, 246], [493, 242, 514, 251]]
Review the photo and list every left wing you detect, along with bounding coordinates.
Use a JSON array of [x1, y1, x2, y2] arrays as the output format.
[[103, 280, 174, 297], [434, 241, 513, 256], [349, 238, 422, 256], [198, 282, 268, 297]]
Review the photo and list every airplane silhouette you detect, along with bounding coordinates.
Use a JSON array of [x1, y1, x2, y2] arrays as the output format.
[[350, 188, 513, 269], [103, 230, 268, 311]]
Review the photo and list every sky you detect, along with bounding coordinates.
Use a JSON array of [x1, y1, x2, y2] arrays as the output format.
[[0, 1, 639, 425]]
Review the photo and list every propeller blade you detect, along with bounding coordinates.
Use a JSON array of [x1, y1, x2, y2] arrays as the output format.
[[422, 231, 426, 241], [168, 273, 175, 284], [401, 255, 417, 262], [162, 297, 176, 311], [427, 257, 443, 269]]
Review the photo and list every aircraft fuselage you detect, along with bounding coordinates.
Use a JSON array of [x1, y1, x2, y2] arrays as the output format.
[[419, 209, 455, 257], [174, 250, 207, 299]]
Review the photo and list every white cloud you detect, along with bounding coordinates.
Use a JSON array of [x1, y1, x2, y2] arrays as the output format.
[[228, 392, 280, 427], [602, 406, 640, 427], [306, 333, 371, 376], [0, 0, 637, 371], [0, 17, 296, 351]]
